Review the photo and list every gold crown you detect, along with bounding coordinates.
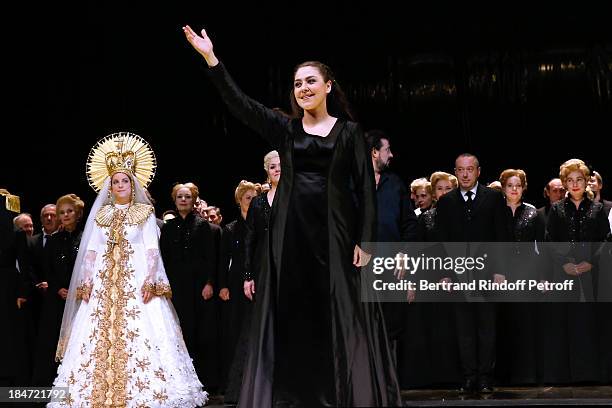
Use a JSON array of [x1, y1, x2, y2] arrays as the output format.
[[86, 132, 156, 193], [105, 150, 137, 176]]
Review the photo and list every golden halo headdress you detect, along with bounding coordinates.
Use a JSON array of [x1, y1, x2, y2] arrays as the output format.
[[86, 132, 157, 193]]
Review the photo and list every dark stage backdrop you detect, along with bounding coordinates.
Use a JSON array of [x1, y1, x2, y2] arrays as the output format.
[[4, 3, 611, 228]]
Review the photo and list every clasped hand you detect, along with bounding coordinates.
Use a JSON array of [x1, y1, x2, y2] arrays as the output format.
[[562, 262, 592, 276]]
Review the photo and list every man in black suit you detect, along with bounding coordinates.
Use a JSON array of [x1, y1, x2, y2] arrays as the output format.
[[435, 153, 509, 394], [28, 204, 58, 289], [536, 178, 565, 225], [26, 204, 58, 331], [366, 129, 418, 350]]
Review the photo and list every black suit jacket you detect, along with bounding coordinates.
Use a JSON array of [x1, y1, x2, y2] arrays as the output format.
[[27, 233, 45, 284], [537, 205, 551, 226], [435, 184, 510, 283], [436, 184, 510, 243]]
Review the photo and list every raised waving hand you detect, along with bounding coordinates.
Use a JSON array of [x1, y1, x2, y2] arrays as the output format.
[[182, 25, 219, 67]]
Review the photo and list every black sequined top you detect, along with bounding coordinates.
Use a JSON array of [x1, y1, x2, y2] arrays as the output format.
[[243, 193, 272, 282], [417, 207, 437, 242], [547, 197, 610, 243], [44, 228, 83, 294], [547, 196, 611, 266], [507, 203, 546, 244]]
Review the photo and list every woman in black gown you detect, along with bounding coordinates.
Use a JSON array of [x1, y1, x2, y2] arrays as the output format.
[[218, 179, 261, 401], [544, 159, 610, 383], [160, 182, 219, 390], [223, 152, 280, 403], [33, 194, 84, 386], [494, 169, 545, 385], [184, 26, 400, 407], [405, 171, 461, 387]]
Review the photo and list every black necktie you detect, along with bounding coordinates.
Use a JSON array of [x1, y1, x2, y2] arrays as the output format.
[[43, 235, 51, 247], [464, 191, 475, 289], [465, 190, 474, 220], [465, 190, 474, 206]]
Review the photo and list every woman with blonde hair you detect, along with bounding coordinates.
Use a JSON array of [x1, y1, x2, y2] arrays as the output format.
[[417, 172, 457, 242], [548, 158, 609, 299], [221, 152, 280, 403], [244, 150, 279, 298], [411, 171, 460, 385], [542, 158, 610, 383], [33, 193, 85, 386], [411, 177, 433, 216], [218, 179, 261, 401], [161, 180, 219, 391]]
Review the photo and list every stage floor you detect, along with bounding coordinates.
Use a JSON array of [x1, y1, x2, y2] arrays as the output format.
[[401, 385, 612, 406], [207, 385, 612, 406]]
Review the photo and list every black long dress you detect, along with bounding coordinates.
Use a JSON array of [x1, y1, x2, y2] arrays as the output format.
[[223, 194, 272, 403], [159, 213, 220, 388], [206, 62, 400, 407], [218, 217, 247, 388], [399, 207, 461, 388], [599, 240, 612, 383], [496, 203, 545, 385], [275, 123, 339, 404], [542, 197, 610, 383], [32, 228, 82, 386]]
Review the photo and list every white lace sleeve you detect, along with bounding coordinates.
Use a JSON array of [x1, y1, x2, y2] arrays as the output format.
[[76, 225, 104, 300], [142, 214, 172, 298], [75, 250, 95, 300]]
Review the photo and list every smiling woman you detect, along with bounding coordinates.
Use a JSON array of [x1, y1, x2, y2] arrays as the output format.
[[32, 193, 84, 387], [47, 134, 208, 407], [111, 172, 134, 205], [160, 181, 220, 391], [183, 24, 400, 407]]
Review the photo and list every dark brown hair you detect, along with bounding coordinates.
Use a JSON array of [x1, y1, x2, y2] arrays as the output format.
[[289, 61, 356, 121]]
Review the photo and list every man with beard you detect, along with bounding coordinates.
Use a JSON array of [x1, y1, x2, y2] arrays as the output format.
[[367, 130, 417, 246], [365, 129, 417, 363]]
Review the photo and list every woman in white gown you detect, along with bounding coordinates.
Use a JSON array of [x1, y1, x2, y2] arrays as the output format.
[[49, 133, 207, 407]]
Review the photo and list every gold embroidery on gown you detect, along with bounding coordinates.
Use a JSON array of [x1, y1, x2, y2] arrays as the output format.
[[91, 207, 133, 407], [51, 133, 206, 407]]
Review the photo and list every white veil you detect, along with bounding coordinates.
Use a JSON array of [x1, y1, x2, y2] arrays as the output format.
[[56, 173, 153, 361]]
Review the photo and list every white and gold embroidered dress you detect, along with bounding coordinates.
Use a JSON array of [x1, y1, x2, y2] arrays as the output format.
[[48, 133, 207, 407]]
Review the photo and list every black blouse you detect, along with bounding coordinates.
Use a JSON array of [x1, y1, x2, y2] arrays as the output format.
[[417, 207, 437, 242], [44, 229, 82, 294], [160, 213, 216, 287], [547, 197, 610, 244], [507, 203, 546, 244], [218, 217, 247, 290], [243, 194, 272, 282], [546, 197, 610, 300]]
